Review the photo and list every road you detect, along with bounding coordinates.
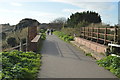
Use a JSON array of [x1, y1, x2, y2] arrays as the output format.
[[38, 35, 116, 78]]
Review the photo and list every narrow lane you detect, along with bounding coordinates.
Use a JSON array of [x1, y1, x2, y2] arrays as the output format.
[[38, 35, 116, 78]]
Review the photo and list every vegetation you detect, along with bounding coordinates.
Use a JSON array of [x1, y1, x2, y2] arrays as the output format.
[[86, 53, 92, 57], [61, 27, 81, 37], [39, 29, 46, 33], [50, 17, 66, 24], [15, 18, 40, 30], [67, 11, 101, 27], [2, 32, 7, 40], [1, 50, 41, 80], [2, 18, 40, 50], [66, 11, 101, 28], [39, 29, 46, 40], [2, 27, 28, 50], [54, 31, 74, 42], [41, 33, 46, 40], [75, 20, 90, 27], [97, 55, 120, 78], [7, 37, 17, 47]]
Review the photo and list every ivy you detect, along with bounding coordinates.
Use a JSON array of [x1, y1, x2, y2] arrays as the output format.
[[1, 50, 41, 80], [97, 55, 120, 78]]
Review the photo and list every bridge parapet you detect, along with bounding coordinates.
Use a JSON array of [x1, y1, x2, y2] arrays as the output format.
[[75, 37, 107, 54]]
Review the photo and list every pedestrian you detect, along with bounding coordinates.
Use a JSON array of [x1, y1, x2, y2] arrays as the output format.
[[51, 29, 53, 35], [47, 29, 50, 35]]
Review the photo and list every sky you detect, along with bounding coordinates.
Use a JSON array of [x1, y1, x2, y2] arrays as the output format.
[[0, 0, 119, 25]]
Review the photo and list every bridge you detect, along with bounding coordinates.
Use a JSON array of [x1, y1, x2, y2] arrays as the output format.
[[2, 24, 119, 78]]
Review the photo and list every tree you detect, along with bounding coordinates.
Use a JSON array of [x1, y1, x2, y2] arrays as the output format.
[[13, 18, 40, 42], [50, 17, 66, 24], [49, 17, 67, 30], [14, 18, 40, 31], [66, 11, 102, 28]]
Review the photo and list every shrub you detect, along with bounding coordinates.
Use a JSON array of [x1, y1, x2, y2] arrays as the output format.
[[75, 21, 89, 27], [54, 31, 74, 42], [1, 50, 41, 79], [41, 33, 46, 40], [97, 55, 120, 78], [61, 27, 81, 37], [86, 53, 92, 57], [7, 37, 17, 47], [21, 38, 26, 43], [39, 29, 46, 33], [2, 32, 7, 40]]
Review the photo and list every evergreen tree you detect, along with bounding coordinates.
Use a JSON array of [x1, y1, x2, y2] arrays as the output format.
[[66, 11, 101, 28]]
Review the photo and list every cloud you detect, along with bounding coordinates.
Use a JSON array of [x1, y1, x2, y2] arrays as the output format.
[[0, 8, 64, 24], [62, 9, 86, 13], [0, 8, 24, 13], [10, 2, 22, 6], [62, 2, 116, 14], [49, 0, 119, 3], [0, 0, 51, 2], [0, 0, 118, 25], [61, 2, 117, 25], [0, 0, 119, 2]]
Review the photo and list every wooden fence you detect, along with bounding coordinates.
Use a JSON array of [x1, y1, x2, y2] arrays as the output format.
[[2, 25, 41, 52], [80, 27, 119, 45], [2, 34, 41, 52], [2, 43, 26, 51]]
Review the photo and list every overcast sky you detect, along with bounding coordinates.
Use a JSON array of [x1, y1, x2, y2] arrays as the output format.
[[0, 0, 119, 25]]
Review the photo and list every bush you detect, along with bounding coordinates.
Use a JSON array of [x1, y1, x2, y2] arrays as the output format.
[[54, 31, 74, 42], [41, 33, 46, 40], [1, 50, 41, 80], [97, 55, 120, 78], [86, 53, 92, 57], [39, 29, 46, 33], [21, 38, 26, 43], [7, 37, 17, 47], [75, 21, 89, 27], [61, 27, 81, 37], [2, 32, 7, 40]]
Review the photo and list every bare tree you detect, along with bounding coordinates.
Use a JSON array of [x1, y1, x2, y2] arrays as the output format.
[[50, 17, 66, 24]]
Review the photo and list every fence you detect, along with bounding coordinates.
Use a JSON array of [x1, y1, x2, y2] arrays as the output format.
[[80, 27, 119, 45], [2, 43, 26, 51], [2, 24, 41, 52], [2, 34, 41, 52]]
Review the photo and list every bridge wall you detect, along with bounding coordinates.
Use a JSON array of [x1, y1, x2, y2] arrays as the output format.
[[74, 37, 108, 54]]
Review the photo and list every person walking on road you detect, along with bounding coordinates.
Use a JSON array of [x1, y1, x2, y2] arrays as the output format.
[[47, 29, 50, 35], [51, 29, 53, 35]]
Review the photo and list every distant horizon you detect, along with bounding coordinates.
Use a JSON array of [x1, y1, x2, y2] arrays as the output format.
[[0, 0, 119, 26]]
